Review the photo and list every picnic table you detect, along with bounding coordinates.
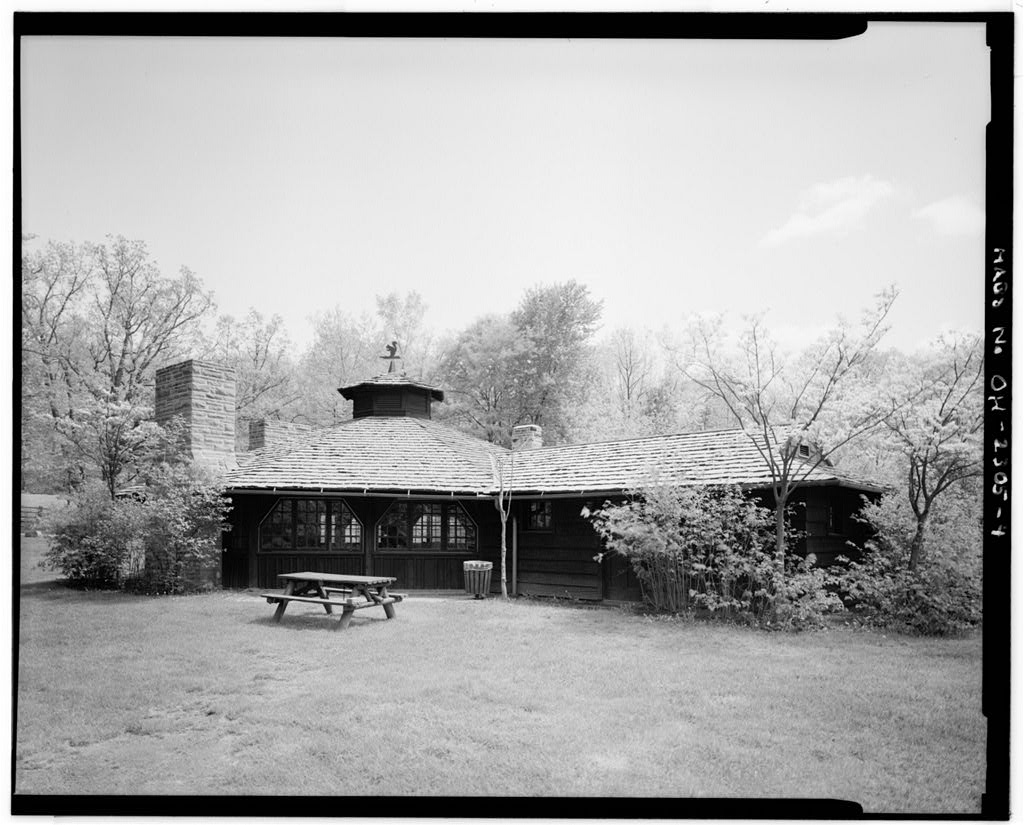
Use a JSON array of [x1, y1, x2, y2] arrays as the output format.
[[261, 572, 404, 631]]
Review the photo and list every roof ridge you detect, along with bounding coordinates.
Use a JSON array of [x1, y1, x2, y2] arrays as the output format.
[[517, 427, 759, 453]]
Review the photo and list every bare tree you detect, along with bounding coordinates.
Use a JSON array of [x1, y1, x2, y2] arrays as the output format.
[[612, 327, 654, 416], [686, 288, 899, 574], [490, 451, 515, 600]]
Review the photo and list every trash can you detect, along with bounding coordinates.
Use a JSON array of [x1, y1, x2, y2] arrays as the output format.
[[464, 560, 493, 599]]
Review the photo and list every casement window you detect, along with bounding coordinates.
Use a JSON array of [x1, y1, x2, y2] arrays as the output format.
[[524, 500, 552, 531], [259, 498, 362, 552], [376, 501, 477, 552], [827, 500, 844, 534]]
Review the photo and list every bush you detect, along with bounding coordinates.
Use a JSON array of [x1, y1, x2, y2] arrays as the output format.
[[585, 484, 838, 628], [44, 483, 146, 588], [835, 490, 982, 635], [43, 463, 231, 594], [127, 462, 232, 594]]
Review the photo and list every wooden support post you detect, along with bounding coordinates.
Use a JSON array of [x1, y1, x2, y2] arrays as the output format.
[[337, 605, 356, 631], [314, 581, 333, 614]]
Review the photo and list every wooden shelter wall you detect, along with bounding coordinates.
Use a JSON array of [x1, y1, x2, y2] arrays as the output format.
[[224, 493, 504, 591], [515, 499, 603, 600]]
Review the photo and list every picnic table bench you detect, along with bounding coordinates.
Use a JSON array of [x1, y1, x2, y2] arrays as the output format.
[[260, 572, 405, 631]]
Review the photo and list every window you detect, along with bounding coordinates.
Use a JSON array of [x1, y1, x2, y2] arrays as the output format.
[[524, 500, 552, 531], [411, 503, 442, 549], [827, 500, 843, 534], [259, 499, 362, 552], [377, 501, 477, 552], [798, 444, 812, 458]]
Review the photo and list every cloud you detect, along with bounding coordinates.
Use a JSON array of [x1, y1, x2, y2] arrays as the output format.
[[760, 175, 896, 247], [912, 195, 985, 237]]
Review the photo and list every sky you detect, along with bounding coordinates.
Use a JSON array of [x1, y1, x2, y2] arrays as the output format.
[[19, 23, 990, 354]]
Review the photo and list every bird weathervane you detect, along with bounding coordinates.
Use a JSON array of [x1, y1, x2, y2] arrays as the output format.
[[381, 340, 401, 373]]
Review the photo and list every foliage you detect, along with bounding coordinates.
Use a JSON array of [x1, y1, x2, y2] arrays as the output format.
[[440, 280, 603, 445], [585, 484, 841, 628], [43, 460, 231, 594], [879, 333, 984, 569], [55, 397, 183, 500], [294, 291, 439, 428], [835, 489, 982, 635], [438, 315, 532, 443], [206, 309, 300, 450], [21, 234, 215, 493], [684, 288, 900, 570], [128, 461, 233, 594], [43, 482, 147, 588]]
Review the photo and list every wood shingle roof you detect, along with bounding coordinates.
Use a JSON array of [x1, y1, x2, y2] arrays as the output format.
[[225, 419, 882, 496]]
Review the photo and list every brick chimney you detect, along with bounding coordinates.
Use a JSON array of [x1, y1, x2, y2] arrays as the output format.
[[511, 424, 543, 451], [155, 359, 237, 472], [248, 419, 313, 451]]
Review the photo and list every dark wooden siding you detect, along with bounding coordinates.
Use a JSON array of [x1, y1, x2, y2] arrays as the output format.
[[515, 498, 603, 600], [259, 553, 365, 583], [797, 487, 875, 565], [226, 493, 506, 591]]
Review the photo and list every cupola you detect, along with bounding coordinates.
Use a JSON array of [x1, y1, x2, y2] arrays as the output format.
[[338, 342, 444, 420]]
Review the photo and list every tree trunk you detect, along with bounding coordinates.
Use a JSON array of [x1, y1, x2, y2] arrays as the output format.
[[499, 518, 508, 599], [774, 495, 788, 578], [908, 512, 929, 571]]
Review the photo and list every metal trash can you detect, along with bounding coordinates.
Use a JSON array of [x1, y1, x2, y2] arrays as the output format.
[[463, 560, 493, 599]]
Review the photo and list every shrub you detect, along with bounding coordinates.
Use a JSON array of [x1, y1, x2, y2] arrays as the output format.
[[127, 462, 232, 594], [835, 490, 982, 635], [43, 463, 231, 594], [44, 483, 146, 588], [585, 484, 837, 627]]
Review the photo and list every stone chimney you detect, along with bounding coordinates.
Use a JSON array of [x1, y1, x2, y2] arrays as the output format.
[[155, 359, 237, 472], [511, 424, 543, 451], [248, 419, 313, 451]]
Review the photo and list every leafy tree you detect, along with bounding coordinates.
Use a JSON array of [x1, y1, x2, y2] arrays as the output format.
[[55, 397, 177, 500], [881, 333, 983, 570], [207, 309, 300, 449], [294, 291, 440, 428], [21, 235, 215, 494], [510, 280, 603, 443], [376, 291, 436, 378], [438, 316, 531, 444], [836, 486, 982, 634], [685, 288, 899, 574], [440, 281, 603, 446], [295, 306, 380, 426]]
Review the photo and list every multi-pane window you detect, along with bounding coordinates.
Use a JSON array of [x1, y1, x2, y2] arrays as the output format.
[[260, 499, 362, 551], [377, 502, 410, 549], [377, 501, 477, 552], [447, 506, 476, 550], [411, 503, 443, 549], [524, 500, 552, 530]]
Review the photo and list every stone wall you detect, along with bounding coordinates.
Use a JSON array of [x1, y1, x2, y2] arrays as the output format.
[[247, 419, 313, 451], [512, 424, 543, 451], [155, 360, 237, 472]]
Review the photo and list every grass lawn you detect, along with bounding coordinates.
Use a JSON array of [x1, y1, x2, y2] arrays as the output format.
[[16, 538, 985, 812]]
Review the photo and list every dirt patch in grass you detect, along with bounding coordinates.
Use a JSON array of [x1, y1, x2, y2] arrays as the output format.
[[15, 584, 984, 812]]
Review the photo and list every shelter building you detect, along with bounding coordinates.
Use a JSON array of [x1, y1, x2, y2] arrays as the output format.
[[154, 358, 882, 599]]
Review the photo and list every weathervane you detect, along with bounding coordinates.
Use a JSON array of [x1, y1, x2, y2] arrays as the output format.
[[380, 340, 401, 373]]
